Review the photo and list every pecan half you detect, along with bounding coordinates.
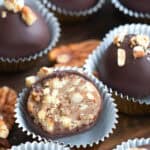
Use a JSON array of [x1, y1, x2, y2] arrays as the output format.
[[48, 39, 100, 67], [0, 87, 17, 137]]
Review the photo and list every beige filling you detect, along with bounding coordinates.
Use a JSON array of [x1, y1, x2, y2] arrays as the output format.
[[27, 74, 101, 133]]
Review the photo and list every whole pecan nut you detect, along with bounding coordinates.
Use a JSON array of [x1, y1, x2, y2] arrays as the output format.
[[0, 87, 17, 139], [48, 39, 100, 67]]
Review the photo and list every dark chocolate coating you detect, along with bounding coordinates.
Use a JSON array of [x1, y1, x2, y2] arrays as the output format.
[[24, 71, 102, 139], [119, 0, 150, 13], [138, 145, 150, 149], [98, 34, 150, 98], [50, 0, 97, 11], [0, 4, 50, 59]]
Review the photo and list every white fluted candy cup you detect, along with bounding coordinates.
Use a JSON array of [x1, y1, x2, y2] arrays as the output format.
[[114, 138, 150, 150], [40, 0, 105, 22], [15, 67, 118, 148], [112, 0, 150, 19], [85, 24, 150, 115], [11, 141, 70, 150]]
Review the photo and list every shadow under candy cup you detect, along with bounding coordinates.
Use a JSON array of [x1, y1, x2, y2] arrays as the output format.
[[0, 0, 60, 72], [85, 24, 150, 115], [15, 67, 118, 148], [40, 0, 105, 22], [113, 93, 150, 115]]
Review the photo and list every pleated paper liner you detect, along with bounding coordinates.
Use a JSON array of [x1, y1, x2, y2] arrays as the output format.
[[0, 0, 60, 72], [40, 0, 105, 22], [114, 138, 150, 150], [11, 141, 70, 150], [112, 0, 150, 20], [85, 24, 150, 115], [15, 67, 118, 148]]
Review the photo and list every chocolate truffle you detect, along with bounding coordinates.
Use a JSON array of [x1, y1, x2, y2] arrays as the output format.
[[130, 145, 150, 150], [50, 0, 97, 11], [98, 33, 150, 98], [119, 0, 150, 13], [0, 0, 50, 59], [26, 68, 102, 138]]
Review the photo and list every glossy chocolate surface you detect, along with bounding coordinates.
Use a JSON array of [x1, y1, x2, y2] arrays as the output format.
[[0, 4, 50, 59], [119, 0, 150, 13], [98, 34, 150, 98], [50, 0, 97, 11]]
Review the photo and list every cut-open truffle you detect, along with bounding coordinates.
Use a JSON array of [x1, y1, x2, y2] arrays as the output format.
[[25, 69, 102, 138]]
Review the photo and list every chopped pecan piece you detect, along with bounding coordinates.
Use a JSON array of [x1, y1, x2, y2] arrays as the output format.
[[117, 48, 126, 67], [133, 46, 146, 59], [1, 11, 7, 18], [130, 35, 150, 49], [21, 6, 37, 26], [4, 0, 24, 13], [113, 32, 126, 47]]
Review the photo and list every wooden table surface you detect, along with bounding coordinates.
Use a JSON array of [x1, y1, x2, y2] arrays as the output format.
[[0, 1, 150, 150]]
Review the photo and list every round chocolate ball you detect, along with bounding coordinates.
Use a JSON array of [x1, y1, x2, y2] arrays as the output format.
[[0, 3, 50, 59], [98, 34, 150, 98], [50, 0, 97, 11], [119, 0, 150, 13]]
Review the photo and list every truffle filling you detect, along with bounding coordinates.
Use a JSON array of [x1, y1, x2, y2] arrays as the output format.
[[27, 72, 102, 135]]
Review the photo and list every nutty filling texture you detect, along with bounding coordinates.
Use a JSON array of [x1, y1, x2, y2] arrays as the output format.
[[27, 73, 101, 134]]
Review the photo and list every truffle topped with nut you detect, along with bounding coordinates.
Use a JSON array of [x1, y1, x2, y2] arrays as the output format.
[[98, 33, 150, 98], [25, 67, 102, 138], [0, 0, 50, 58]]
